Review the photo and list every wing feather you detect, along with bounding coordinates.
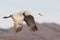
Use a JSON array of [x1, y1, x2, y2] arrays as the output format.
[[24, 15, 38, 31]]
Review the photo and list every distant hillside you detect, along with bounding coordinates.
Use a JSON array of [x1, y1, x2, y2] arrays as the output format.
[[0, 23, 60, 40], [0, 28, 8, 33]]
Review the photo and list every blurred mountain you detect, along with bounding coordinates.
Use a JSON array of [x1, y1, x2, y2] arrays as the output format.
[[0, 28, 8, 33], [0, 23, 60, 40]]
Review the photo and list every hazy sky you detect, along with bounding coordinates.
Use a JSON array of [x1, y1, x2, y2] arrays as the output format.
[[0, 0, 60, 29]]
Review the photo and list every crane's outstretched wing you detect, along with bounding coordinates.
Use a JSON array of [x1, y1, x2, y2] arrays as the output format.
[[24, 15, 38, 32]]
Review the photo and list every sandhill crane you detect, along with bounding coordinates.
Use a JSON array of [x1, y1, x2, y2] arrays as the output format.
[[3, 10, 43, 32]]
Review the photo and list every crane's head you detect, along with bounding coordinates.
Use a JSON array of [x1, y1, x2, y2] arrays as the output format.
[[31, 13, 43, 16], [39, 13, 43, 16]]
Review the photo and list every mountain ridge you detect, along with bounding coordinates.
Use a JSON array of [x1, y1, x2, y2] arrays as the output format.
[[0, 23, 60, 40]]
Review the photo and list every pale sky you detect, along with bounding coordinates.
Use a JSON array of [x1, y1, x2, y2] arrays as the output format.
[[0, 0, 60, 29]]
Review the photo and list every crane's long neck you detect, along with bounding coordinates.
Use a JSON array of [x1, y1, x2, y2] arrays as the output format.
[[3, 15, 12, 18]]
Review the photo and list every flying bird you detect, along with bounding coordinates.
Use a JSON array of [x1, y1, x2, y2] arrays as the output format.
[[3, 10, 43, 32]]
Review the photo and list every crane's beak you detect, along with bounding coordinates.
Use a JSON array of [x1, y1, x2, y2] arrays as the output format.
[[39, 13, 43, 16]]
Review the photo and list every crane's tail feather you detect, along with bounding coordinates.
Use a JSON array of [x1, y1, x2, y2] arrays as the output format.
[[31, 26, 38, 32], [29, 25, 38, 32]]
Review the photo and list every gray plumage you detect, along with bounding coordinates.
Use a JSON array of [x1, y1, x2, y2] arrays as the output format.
[[23, 13, 38, 32]]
